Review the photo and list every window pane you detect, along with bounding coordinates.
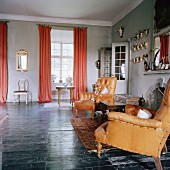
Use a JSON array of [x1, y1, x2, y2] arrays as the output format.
[[62, 49, 67, 56], [121, 46, 125, 52], [115, 53, 120, 59], [115, 60, 119, 65], [115, 46, 120, 52], [62, 58, 73, 81], [62, 44, 68, 56], [62, 44, 73, 56], [115, 67, 120, 73], [121, 53, 125, 59], [62, 64, 68, 70], [51, 58, 60, 82], [51, 43, 60, 55], [68, 44, 73, 56], [120, 60, 125, 65]]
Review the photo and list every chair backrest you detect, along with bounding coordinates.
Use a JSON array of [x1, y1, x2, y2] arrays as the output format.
[[95, 77, 117, 95], [18, 79, 29, 91], [154, 79, 170, 129]]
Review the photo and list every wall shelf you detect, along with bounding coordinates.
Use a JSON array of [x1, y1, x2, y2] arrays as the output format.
[[143, 70, 170, 75]]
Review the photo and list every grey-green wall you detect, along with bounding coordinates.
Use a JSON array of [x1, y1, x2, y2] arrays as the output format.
[[7, 21, 111, 102], [112, 0, 170, 105]]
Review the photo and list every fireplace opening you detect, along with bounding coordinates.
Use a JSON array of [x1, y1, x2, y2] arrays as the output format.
[[147, 79, 166, 110]]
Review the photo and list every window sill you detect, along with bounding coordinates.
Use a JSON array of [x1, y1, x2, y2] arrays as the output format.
[[143, 69, 170, 75]]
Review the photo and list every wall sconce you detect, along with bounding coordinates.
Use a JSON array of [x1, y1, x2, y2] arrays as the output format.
[[117, 26, 124, 38]]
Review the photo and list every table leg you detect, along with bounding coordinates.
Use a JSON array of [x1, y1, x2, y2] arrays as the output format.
[[58, 89, 61, 107], [70, 89, 74, 106]]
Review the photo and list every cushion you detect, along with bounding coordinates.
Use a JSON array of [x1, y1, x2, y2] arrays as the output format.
[[100, 87, 108, 94], [137, 109, 152, 119]]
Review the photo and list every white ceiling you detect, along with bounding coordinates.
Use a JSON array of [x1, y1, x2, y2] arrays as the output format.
[[0, 0, 143, 26]]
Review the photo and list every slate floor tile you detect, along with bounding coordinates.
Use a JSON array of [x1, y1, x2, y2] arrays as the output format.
[[0, 101, 170, 170]]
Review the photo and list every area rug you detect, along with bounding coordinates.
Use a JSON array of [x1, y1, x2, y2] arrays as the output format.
[[70, 117, 111, 151]]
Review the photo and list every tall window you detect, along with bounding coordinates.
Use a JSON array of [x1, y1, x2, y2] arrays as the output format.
[[51, 30, 73, 83]]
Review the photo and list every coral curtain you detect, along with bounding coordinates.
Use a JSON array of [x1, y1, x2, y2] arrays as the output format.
[[73, 27, 87, 101], [38, 25, 52, 103], [160, 35, 169, 64], [0, 22, 7, 103]]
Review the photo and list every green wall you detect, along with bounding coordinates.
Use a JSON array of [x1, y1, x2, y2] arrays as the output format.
[[112, 0, 154, 44], [112, 0, 170, 107]]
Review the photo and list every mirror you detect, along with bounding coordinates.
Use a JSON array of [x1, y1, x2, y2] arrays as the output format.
[[16, 49, 28, 72], [153, 31, 170, 70]]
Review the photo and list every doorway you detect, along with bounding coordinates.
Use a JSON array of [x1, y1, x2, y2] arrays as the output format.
[[112, 42, 128, 94]]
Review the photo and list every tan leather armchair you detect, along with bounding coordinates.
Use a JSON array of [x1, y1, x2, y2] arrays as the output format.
[[74, 77, 117, 119], [95, 79, 170, 170]]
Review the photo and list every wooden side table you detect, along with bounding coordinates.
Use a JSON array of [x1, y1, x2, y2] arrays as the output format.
[[56, 86, 75, 107]]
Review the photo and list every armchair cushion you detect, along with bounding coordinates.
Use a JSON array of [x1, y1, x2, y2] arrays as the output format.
[[100, 87, 108, 94], [137, 109, 152, 119], [125, 104, 157, 116], [108, 112, 162, 128]]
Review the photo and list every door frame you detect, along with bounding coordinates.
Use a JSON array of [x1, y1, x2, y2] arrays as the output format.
[[112, 42, 129, 94]]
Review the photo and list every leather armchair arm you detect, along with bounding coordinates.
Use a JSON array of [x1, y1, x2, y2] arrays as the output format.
[[79, 92, 95, 100], [108, 112, 162, 128], [125, 104, 157, 116]]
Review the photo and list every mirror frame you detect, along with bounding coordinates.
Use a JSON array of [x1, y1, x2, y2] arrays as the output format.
[[16, 49, 28, 72], [153, 26, 170, 70]]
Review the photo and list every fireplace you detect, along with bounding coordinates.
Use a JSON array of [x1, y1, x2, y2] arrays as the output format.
[[147, 80, 165, 110]]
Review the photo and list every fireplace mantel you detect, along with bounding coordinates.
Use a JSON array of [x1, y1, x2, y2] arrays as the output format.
[[143, 70, 170, 75]]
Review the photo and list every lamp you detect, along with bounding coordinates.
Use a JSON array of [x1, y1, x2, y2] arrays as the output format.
[[117, 26, 124, 38]]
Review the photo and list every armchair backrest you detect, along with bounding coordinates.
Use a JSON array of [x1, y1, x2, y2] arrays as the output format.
[[154, 79, 170, 129], [95, 77, 117, 95]]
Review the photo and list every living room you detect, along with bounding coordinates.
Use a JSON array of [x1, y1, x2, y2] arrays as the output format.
[[0, 0, 169, 104], [0, 0, 170, 169]]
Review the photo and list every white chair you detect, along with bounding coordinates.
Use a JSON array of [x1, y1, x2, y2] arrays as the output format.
[[13, 79, 32, 104]]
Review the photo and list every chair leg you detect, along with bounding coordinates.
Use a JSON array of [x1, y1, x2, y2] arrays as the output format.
[[153, 157, 162, 170], [92, 110, 94, 120], [26, 94, 28, 104], [97, 142, 102, 158], [75, 108, 78, 118], [31, 93, 32, 103], [18, 95, 20, 103], [162, 144, 167, 154]]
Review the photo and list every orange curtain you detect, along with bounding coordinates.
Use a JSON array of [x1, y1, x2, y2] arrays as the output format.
[[38, 25, 52, 103], [73, 27, 87, 101], [160, 35, 169, 64], [0, 22, 7, 103]]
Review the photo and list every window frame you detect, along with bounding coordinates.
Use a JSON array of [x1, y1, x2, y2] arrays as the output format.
[[51, 42, 73, 83]]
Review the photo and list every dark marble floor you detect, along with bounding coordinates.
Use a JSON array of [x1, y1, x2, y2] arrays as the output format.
[[0, 101, 170, 170]]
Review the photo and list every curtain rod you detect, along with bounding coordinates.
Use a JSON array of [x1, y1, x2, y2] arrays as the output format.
[[36, 24, 87, 29]]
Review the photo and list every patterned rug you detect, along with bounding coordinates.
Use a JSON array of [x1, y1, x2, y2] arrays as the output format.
[[70, 117, 111, 151]]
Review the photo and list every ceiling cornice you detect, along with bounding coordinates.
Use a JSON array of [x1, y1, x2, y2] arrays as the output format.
[[0, 14, 112, 27], [0, 0, 144, 27], [112, 0, 144, 26]]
